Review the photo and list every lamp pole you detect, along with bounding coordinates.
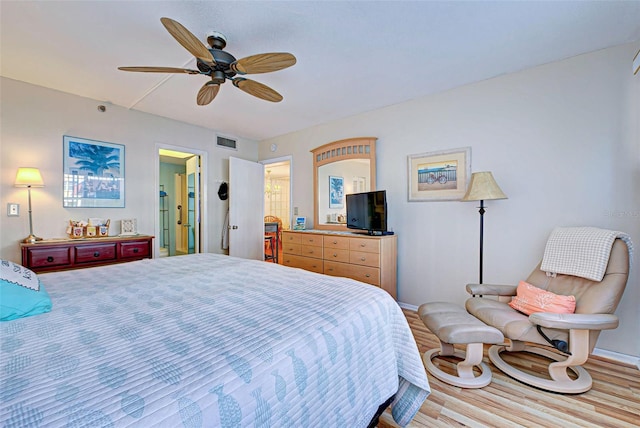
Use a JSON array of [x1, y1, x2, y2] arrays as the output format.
[[478, 199, 485, 284], [24, 185, 42, 243]]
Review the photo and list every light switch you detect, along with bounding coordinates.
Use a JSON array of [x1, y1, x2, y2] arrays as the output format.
[[294, 206, 299, 215], [7, 203, 19, 216]]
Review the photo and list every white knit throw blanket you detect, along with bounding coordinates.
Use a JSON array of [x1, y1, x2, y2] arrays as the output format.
[[541, 227, 633, 282]]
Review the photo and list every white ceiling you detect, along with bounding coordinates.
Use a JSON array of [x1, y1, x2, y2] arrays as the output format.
[[2, 1, 639, 142]]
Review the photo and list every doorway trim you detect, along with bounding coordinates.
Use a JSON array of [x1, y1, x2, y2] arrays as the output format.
[[155, 143, 208, 258], [260, 155, 293, 229]]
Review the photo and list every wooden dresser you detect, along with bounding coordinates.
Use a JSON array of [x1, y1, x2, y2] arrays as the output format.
[[282, 230, 397, 299], [20, 235, 153, 273]]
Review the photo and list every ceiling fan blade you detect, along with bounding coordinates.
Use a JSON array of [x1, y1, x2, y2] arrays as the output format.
[[232, 78, 283, 102], [118, 66, 200, 74], [197, 82, 220, 106], [160, 17, 215, 65], [231, 53, 296, 75]]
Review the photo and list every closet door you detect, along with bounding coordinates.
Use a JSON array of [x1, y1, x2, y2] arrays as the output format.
[[228, 157, 264, 260]]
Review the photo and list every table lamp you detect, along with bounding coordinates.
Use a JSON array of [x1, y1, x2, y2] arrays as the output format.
[[15, 167, 45, 243]]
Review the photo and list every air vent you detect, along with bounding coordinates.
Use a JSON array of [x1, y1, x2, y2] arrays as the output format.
[[217, 136, 237, 150]]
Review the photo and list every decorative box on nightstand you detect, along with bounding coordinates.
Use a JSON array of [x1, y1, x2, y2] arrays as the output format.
[[20, 235, 153, 273]]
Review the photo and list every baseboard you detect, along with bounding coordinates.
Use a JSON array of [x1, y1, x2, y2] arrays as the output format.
[[398, 301, 640, 369], [398, 302, 418, 311], [592, 347, 640, 369]]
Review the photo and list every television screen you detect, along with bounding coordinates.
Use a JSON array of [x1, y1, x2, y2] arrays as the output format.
[[346, 190, 387, 234]]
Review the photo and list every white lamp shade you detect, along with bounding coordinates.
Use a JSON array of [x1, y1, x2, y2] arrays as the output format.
[[15, 167, 45, 187], [462, 171, 506, 202]]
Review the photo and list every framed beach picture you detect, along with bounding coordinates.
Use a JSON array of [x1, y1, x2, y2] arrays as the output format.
[[63, 136, 125, 208], [329, 175, 344, 209], [293, 216, 306, 230], [408, 147, 471, 202]]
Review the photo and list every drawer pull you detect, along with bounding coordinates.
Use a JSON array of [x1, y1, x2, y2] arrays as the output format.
[[360, 243, 366, 247], [93, 252, 100, 257], [333, 240, 338, 244], [333, 253, 338, 257], [327, 268, 333, 271], [365, 274, 371, 278], [361, 257, 366, 261], [47, 256, 54, 262], [133, 248, 139, 253]]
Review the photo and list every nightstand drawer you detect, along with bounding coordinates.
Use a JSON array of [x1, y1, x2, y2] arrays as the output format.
[[27, 247, 71, 269], [75, 243, 117, 263], [120, 241, 150, 259]]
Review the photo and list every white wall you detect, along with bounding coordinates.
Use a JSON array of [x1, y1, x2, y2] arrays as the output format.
[[259, 43, 640, 358], [0, 78, 258, 262]]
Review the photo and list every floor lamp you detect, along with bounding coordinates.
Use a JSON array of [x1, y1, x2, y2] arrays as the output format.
[[461, 171, 507, 284], [15, 167, 45, 243]]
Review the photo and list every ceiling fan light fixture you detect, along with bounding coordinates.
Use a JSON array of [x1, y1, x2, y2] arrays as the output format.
[[206, 31, 227, 50]]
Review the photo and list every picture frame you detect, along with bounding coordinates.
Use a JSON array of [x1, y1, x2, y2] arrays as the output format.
[[120, 219, 138, 236], [293, 216, 306, 230], [63, 135, 125, 208], [329, 175, 344, 209], [408, 147, 471, 202]]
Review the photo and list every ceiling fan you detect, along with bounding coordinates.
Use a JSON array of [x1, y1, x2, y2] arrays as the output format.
[[118, 17, 296, 105]]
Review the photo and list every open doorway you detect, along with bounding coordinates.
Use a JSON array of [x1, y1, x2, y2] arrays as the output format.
[[156, 146, 207, 258], [261, 156, 292, 264]]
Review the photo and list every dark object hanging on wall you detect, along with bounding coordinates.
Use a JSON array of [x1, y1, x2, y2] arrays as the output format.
[[218, 182, 228, 200]]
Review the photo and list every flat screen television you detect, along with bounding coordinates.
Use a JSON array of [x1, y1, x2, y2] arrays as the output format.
[[346, 190, 390, 235]]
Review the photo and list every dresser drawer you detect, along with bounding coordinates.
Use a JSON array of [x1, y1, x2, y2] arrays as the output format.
[[301, 235, 323, 247], [27, 247, 71, 269], [323, 260, 351, 278], [324, 248, 349, 263], [348, 265, 380, 286], [323, 236, 350, 250], [349, 238, 380, 254], [283, 242, 301, 255], [300, 245, 323, 259], [75, 243, 117, 263], [350, 250, 380, 268], [120, 241, 150, 259], [282, 232, 301, 245], [283, 254, 323, 273]]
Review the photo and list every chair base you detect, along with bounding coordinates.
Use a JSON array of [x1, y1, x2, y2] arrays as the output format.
[[488, 344, 592, 394], [423, 343, 493, 388]]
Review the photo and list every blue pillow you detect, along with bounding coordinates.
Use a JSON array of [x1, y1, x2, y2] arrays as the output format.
[[1, 260, 52, 321]]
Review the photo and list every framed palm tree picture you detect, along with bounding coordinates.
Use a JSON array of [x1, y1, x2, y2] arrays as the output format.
[[329, 175, 344, 209], [63, 136, 125, 208]]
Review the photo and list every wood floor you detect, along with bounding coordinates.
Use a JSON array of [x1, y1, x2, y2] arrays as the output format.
[[379, 309, 640, 428]]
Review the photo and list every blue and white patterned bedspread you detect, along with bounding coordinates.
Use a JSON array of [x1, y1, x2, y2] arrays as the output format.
[[1, 253, 429, 427]]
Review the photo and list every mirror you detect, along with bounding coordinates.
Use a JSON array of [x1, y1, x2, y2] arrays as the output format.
[[312, 137, 377, 231]]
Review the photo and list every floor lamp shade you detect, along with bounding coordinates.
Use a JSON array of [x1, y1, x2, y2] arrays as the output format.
[[462, 171, 507, 284], [15, 167, 45, 243]]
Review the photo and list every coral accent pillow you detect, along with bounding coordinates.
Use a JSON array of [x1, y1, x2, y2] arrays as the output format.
[[508, 280, 576, 316]]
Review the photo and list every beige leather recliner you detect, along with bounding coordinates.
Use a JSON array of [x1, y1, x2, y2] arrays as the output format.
[[465, 238, 630, 393]]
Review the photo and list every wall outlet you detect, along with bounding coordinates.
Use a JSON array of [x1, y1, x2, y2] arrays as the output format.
[[7, 203, 19, 216]]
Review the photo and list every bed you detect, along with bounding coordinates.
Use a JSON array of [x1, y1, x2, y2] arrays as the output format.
[[1, 253, 430, 427]]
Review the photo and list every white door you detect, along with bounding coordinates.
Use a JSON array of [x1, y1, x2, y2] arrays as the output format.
[[186, 156, 200, 253], [229, 157, 264, 260]]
